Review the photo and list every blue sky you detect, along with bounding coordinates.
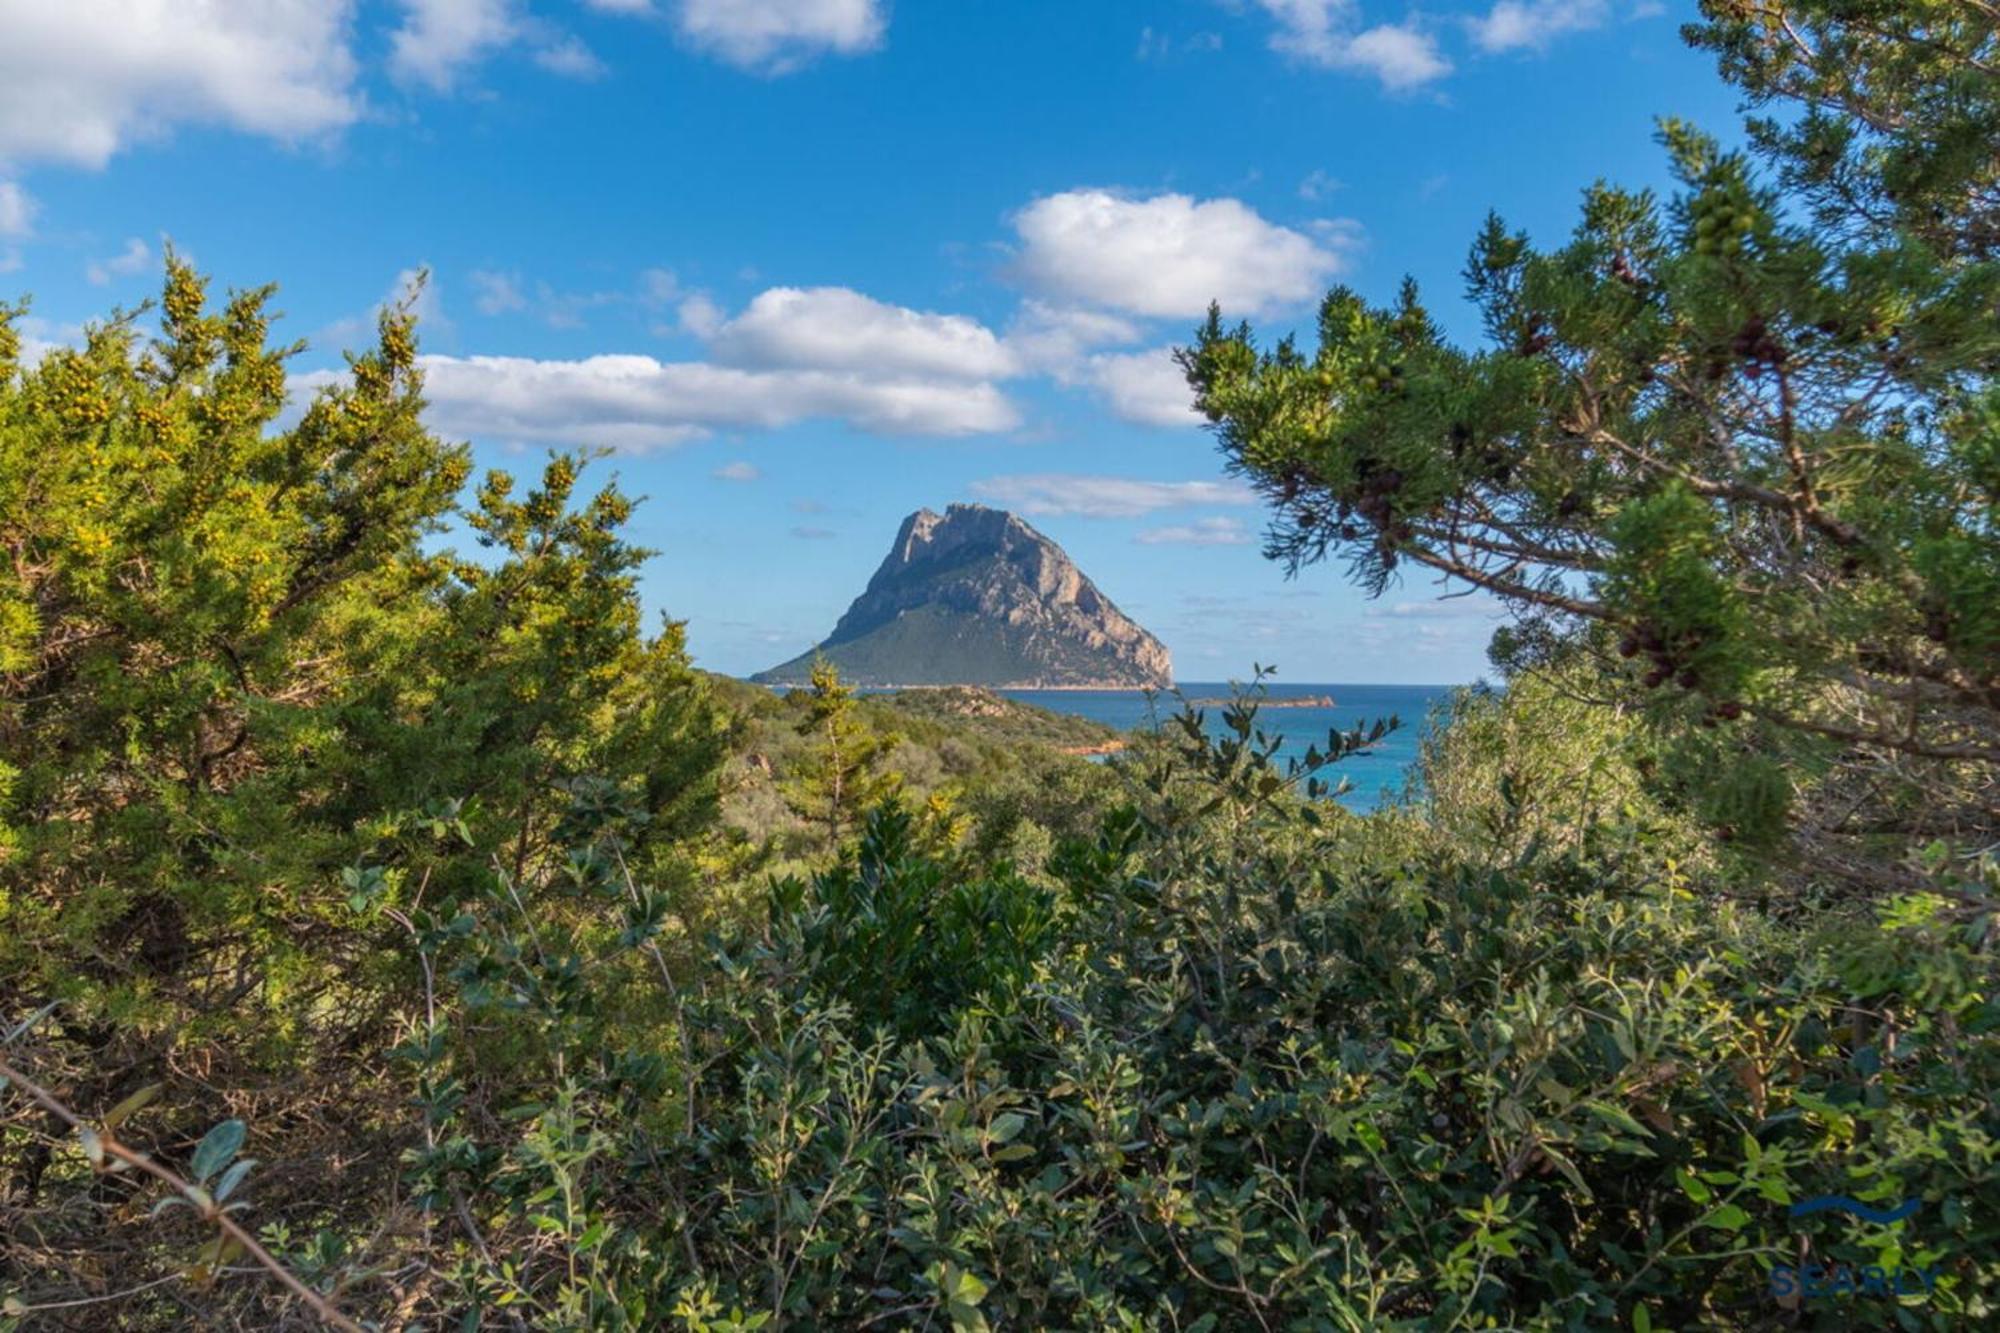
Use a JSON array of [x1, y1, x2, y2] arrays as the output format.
[[0, 0, 1739, 683]]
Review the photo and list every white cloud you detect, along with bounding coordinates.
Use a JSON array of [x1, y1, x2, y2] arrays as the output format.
[[470, 269, 528, 315], [1255, 1, 1451, 91], [1089, 347, 1201, 428], [390, 0, 522, 90], [713, 460, 761, 481], [11, 315, 80, 366], [583, 0, 655, 12], [1004, 300, 1143, 372], [0, 1, 360, 168], [537, 282, 624, 329], [1135, 517, 1252, 546], [711, 286, 1017, 380], [389, 0, 605, 90], [640, 267, 682, 304], [1379, 595, 1508, 620], [534, 34, 609, 78], [1012, 190, 1352, 319], [1298, 169, 1342, 201], [85, 237, 151, 286], [0, 181, 35, 237], [677, 293, 726, 338], [673, 0, 886, 74], [1470, 0, 1609, 52], [315, 266, 451, 351], [970, 474, 1257, 519], [1137, 27, 1223, 61], [392, 267, 450, 334], [301, 351, 1021, 449]]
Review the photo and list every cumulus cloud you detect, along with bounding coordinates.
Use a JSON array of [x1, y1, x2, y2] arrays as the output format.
[[389, 0, 603, 90], [1470, 0, 1609, 52], [711, 287, 1018, 380], [1088, 346, 1201, 428], [390, 0, 521, 89], [1255, 0, 1450, 91], [676, 293, 726, 338], [85, 237, 152, 286], [1012, 190, 1353, 319], [712, 460, 761, 481], [0, 181, 35, 238], [297, 351, 1021, 450], [673, 0, 886, 74], [1004, 300, 1143, 373], [970, 475, 1257, 519], [1135, 517, 1253, 546], [0, 1, 360, 168]]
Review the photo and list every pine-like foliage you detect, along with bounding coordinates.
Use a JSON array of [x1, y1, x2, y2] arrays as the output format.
[[1181, 10, 1998, 879]]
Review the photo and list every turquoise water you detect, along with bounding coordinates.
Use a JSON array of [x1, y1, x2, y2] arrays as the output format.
[[1002, 682, 1458, 814]]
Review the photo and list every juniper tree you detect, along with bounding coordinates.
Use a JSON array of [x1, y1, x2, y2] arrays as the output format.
[[783, 658, 901, 852], [1181, 4, 1998, 880], [0, 259, 727, 1132]]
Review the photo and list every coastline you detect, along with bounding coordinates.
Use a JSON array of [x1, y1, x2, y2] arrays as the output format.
[[761, 680, 1172, 692]]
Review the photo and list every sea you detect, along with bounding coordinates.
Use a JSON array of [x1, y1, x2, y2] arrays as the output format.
[[1001, 681, 1461, 814]]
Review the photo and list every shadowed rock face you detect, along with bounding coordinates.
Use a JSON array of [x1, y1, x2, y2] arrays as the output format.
[[754, 504, 1172, 688]]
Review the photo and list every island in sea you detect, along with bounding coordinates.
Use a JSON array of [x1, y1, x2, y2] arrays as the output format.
[[754, 503, 1172, 690]]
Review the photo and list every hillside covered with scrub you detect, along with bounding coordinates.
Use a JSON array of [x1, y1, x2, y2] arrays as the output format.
[[3, 4, 1999, 1330]]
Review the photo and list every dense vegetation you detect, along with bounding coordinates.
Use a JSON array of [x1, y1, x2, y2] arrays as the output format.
[[3, 5, 1996, 1330]]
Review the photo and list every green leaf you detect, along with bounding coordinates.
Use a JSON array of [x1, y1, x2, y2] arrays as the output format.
[[1700, 1203, 1751, 1232], [987, 1112, 1025, 1145], [212, 1158, 257, 1202], [103, 1083, 163, 1131], [190, 1119, 246, 1185], [1584, 1099, 1651, 1138], [946, 1303, 989, 1333]]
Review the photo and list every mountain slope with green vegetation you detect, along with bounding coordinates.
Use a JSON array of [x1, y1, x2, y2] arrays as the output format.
[[705, 672, 1122, 876], [756, 504, 1173, 688]]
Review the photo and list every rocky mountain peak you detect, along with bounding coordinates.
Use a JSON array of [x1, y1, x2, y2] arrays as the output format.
[[754, 505, 1172, 689]]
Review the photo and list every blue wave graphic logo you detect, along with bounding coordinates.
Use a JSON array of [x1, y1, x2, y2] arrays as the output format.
[[1789, 1195, 1921, 1224]]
